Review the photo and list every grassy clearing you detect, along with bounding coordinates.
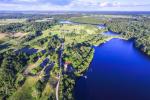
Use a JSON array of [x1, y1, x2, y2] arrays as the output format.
[[51, 24, 99, 34], [69, 16, 108, 24], [0, 19, 26, 25], [35, 18, 53, 22], [0, 32, 28, 44], [0, 33, 8, 42], [40, 83, 53, 100], [9, 76, 39, 100], [49, 24, 105, 45], [24, 64, 37, 75], [14, 32, 26, 38], [25, 55, 49, 74]]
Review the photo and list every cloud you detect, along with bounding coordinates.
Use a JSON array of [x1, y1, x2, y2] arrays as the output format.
[[15, 0, 37, 2], [0, 0, 73, 11], [99, 1, 150, 7], [99, 2, 121, 7], [67, 0, 99, 10], [47, 0, 73, 5], [0, 0, 73, 6]]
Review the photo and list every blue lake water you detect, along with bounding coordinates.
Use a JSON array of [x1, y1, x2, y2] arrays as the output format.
[[74, 38, 150, 100], [103, 31, 119, 36], [59, 20, 74, 24], [97, 24, 106, 29]]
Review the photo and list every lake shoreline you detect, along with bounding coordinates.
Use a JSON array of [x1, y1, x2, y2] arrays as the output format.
[[74, 37, 150, 100]]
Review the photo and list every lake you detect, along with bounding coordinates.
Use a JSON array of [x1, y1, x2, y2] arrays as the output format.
[[74, 38, 150, 100], [59, 20, 74, 24], [103, 31, 119, 36]]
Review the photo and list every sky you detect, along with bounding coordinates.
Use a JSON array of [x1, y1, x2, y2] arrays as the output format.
[[0, 0, 150, 11]]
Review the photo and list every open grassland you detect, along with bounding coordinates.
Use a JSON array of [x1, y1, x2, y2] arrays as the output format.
[[0, 32, 29, 54], [69, 15, 133, 25], [51, 24, 100, 34], [48, 24, 106, 45], [70, 16, 108, 24], [40, 83, 53, 100], [35, 18, 54, 22], [0, 33, 7, 41], [9, 76, 39, 100], [0, 19, 27, 25]]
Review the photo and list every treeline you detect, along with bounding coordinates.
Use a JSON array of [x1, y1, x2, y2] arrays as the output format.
[[0, 13, 51, 19], [0, 13, 80, 20], [0, 23, 24, 33], [106, 16, 150, 55], [0, 21, 56, 33]]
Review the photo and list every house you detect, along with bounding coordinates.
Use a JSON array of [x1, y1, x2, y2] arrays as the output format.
[[64, 62, 75, 73]]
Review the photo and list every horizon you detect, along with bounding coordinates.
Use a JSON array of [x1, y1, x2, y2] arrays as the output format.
[[1, 10, 150, 12], [1, 10, 150, 15]]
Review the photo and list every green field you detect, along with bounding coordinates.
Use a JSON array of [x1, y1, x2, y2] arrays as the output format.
[[69, 16, 108, 24], [0, 18, 27, 25]]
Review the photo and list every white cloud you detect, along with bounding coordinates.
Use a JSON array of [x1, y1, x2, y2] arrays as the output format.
[[65, 0, 99, 10], [15, 0, 37, 2], [99, 1, 150, 7], [99, 2, 121, 7], [0, 2, 63, 11]]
